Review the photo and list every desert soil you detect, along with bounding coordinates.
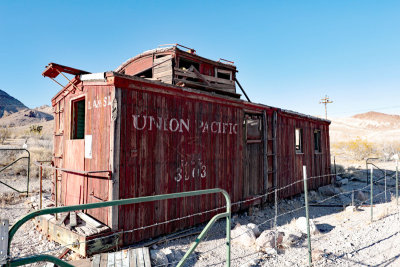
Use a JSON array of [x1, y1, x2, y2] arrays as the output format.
[[148, 170, 400, 267], [2, 165, 400, 267]]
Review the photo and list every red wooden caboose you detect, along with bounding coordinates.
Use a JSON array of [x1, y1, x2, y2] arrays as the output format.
[[43, 44, 331, 245]]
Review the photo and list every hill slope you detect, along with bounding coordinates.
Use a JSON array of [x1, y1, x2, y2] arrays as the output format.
[[0, 89, 27, 117], [0, 107, 53, 127], [330, 111, 400, 144]]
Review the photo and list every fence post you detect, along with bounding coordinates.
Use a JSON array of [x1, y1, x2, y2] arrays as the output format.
[[26, 149, 30, 197], [333, 156, 337, 184], [55, 169, 58, 220], [39, 163, 43, 209], [384, 170, 387, 203], [396, 160, 399, 206], [370, 166, 374, 222], [274, 188, 278, 253], [303, 165, 312, 266]]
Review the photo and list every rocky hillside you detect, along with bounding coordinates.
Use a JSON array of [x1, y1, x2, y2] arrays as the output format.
[[0, 107, 53, 127], [0, 89, 27, 117], [0, 90, 53, 127], [330, 111, 400, 144]]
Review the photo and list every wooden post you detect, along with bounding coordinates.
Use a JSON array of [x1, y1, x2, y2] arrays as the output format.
[[55, 169, 58, 220], [396, 160, 399, 206], [262, 110, 268, 200], [39, 164, 43, 209], [370, 166, 373, 222], [384, 170, 387, 203], [303, 165, 312, 266]]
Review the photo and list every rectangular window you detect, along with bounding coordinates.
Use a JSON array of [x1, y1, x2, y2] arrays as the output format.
[[295, 128, 303, 153], [71, 98, 85, 139], [215, 68, 232, 80], [179, 57, 200, 71], [314, 130, 322, 153], [245, 115, 262, 141]]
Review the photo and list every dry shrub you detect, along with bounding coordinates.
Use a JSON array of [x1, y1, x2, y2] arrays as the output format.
[[333, 137, 375, 160], [29, 141, 53, 179], [0, 126, 10, 144], [377, 142, 400, 160]]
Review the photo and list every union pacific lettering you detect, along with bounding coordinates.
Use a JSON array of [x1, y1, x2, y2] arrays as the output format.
[[132, 115, 238, 134]]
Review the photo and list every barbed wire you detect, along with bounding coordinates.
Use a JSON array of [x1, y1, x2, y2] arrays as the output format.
[[7, 163, 400, 266], [7, 170, 362, 261]]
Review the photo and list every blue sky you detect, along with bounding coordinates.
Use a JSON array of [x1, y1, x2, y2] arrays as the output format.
[[0, 1, 399, 118]]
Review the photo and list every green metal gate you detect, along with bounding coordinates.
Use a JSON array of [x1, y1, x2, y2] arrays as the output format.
[[0, 148, 30, 196], [3, 188, 231, 267]]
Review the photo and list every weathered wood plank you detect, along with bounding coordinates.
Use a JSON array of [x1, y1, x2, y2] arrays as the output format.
[[137, 248, 145, 267], [77, 212, 103, 228], [122, 249, 130, 267], [91, 254, 100, 267], [115, 250, 122, 266], [153, 69, 172, 78], [130, 247, 137, 267], [143, 247, 151, 267], [107, 252, 114, 267], [153, 64, 172, 72], [153, 55, 172, 64], [174, 67, 235, 85], [174, 78, 236, 93]]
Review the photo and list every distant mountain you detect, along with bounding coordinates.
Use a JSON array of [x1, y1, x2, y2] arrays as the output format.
[[330, 111, 400, 144], [0, 105, 53, 127], [0, 89, 27, 117], [352, 111, 400, 127]]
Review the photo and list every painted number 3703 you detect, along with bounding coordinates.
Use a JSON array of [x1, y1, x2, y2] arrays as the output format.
[[174, 159, 207, 182]]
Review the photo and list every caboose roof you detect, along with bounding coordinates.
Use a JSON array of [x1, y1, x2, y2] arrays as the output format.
[[115, 45, 237, 73]]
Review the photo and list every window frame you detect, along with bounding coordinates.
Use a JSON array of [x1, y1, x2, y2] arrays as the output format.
[[215, 68, 232, 80], [295, 128, 303, 154], [70, 97, 86, 140], [314, 129, 322, 153]]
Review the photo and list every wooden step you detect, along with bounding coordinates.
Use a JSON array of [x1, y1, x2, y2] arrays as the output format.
[[73, 247, 151, 267]]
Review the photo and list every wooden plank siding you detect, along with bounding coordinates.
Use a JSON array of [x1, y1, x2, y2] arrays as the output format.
[[52, 83, 114, 226], [118, 84, 245, 244], [274, 113, 331, 198], [52, 71, 331, 246]]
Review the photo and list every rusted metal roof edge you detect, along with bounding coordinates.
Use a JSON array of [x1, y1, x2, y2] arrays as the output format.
[[280, 109, 331, 124]]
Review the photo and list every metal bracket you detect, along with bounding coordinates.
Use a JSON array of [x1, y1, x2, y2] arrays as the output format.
[[0, 219, 9, 265]]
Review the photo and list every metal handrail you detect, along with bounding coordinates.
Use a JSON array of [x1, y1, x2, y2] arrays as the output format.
[[32, 161, 111, 178], [6, 188, 231, 267], [0, 148, 30, 195]]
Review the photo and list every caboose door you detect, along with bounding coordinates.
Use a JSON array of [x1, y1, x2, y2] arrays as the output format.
[[243, 113, 264, 199], [62, 97, 86, 206]]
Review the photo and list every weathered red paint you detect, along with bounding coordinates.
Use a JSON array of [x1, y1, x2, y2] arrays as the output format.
[[49, 49, 331, 245]]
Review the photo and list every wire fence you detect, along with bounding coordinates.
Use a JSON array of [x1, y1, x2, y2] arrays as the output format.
[[5, 160, 400, 266]]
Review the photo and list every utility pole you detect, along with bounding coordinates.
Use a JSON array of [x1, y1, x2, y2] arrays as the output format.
[[319, 95, 333, 119]]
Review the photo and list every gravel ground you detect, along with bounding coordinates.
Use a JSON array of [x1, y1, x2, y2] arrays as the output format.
[[150, 171, 400, 267], [2, 167, 400, 267], [0, 178, 61, 266]]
